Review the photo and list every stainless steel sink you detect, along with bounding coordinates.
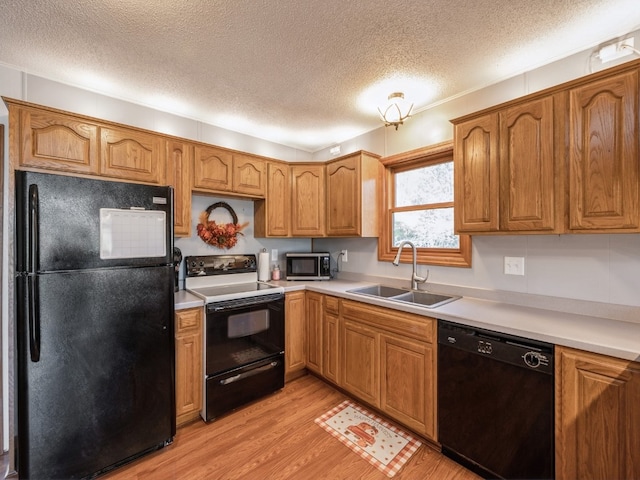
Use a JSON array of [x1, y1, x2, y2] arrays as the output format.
[[391, 290, 459, 308], [347, 284, 460, 309], [347, 285, 408, 298]]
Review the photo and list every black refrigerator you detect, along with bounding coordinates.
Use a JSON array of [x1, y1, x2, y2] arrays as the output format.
[[15, 171, 176, 479]]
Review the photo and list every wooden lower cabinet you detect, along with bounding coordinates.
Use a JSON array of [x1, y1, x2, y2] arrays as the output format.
[[323, 296, 340, 384], [305, 291, 323, 374], [380, 333, 434, 437], [285, 291, 306, 382], [341, 319, 379, 407], [321, 298, 437, 440], [556, 346, 640, 480], [175, 307, 203, 426]]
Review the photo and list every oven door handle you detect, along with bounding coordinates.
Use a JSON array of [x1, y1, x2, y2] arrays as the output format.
[[219, 361, 280, 385]]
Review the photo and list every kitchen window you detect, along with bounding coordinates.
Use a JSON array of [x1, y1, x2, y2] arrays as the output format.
[[379, 142, 471, 267]]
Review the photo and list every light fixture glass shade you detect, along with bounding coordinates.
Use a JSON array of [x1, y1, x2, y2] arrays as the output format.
[[378, 92, 414, 129]]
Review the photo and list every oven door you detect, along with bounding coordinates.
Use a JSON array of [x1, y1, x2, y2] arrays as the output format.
[[205, 293, 284, 376]]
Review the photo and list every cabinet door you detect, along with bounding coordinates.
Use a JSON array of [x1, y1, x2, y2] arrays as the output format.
[[175, 308, 203, 426], [556, 346, 640, 480], [255, 161, 290, 237], [233, 155, 266, 196], [341, 319, 379, 407], [323, 310, 340, 384], [326, 155, 360, 236], [305, 291, 323, 374], [499, 95, 560, 232], [17, 107, 99, 175], [454, 113, 499, 232], [192, 145, 233, 192], [285, 291, 306, 382], [380, 333, 434, 438], [291, 164, 325, 237], [569, 69, 640, 231], [166, 140, 193, 237], [100, 126, 164, 184]]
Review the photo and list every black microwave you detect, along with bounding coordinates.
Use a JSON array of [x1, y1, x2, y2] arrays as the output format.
[[285, 252, 331, 280]]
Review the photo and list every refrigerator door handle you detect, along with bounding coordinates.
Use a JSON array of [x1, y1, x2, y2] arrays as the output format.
[[28, 276, 41, 362], [28, 184, 41, 361], [28, 183, 40, 274]]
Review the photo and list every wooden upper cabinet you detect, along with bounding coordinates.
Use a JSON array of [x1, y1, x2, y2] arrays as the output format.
[[100, 126, 164, 184], [556, 346, 640, 480], [192, 145, 233, 192], [454, 113, 499, 233], [193, 145, 266, 197], [499, 95, 562, 232], [568, 69, 640, 232], [291, 163, 325, 237], [233, 155, 266, 196], [325, 151, 381, 237], [166, 140, 193, 237], [254, 161, 291, 237], [10, 103, 99, 175]]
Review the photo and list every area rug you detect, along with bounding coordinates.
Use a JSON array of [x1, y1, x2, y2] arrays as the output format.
[[314, 399, 422, 478]]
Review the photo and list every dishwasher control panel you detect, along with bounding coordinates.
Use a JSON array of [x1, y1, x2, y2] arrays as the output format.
[[438, 320, 554, 374]]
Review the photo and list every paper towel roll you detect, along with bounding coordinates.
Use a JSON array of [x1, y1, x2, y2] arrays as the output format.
[[258, 250, 270, 281]]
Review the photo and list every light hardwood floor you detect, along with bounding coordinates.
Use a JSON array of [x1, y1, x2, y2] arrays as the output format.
[[104, 374, 480, 480]]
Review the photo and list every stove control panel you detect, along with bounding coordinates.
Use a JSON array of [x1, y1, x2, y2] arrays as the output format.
[[185, 254, 257, 276]]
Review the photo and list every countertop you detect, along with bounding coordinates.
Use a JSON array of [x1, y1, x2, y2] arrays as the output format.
[[175, 279, 640, 362]]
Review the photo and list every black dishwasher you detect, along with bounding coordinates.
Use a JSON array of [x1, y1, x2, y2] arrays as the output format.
[[438, 320, 554, 480]]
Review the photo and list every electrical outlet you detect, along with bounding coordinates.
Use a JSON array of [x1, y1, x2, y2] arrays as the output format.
[[341, 249, 348, 263], [504, 256, 525, 276], [271, 249, 278, 262]]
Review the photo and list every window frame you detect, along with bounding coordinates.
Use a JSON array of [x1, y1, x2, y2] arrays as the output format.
[[378, 142, 472, 268]]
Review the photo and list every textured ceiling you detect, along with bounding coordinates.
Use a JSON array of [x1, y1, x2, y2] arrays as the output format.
[[1, 0, 640, 151]]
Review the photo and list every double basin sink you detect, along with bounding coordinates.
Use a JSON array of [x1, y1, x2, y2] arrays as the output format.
[[347, 285, 459, 309]]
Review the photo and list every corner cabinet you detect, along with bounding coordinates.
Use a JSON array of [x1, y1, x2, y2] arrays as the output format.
[[284, 291, 306, 382], [174, 307, 203, 426], [556, 346, 640, 480], [325, 151, 381, 237], [166, 140, 193, 237]]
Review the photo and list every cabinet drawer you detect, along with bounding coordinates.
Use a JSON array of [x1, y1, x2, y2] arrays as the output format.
[[341, 300, 434, 343], [324, 295, 340, 314], [176, 308, 202, 333]]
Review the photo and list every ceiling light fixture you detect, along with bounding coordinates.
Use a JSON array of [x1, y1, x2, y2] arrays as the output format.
[[378, 92, 414, 130]]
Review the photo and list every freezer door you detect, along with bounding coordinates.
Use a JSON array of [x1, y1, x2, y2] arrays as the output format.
[[15, 170, 173, 273], [16, 266, 175, 479]]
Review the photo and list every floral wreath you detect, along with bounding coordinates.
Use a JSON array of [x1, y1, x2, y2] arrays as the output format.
[[196, 202, 248, 249]]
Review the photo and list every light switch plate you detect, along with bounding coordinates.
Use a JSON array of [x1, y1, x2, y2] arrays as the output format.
[[504, 256, 525, 276], [271, 249, 278, 262]]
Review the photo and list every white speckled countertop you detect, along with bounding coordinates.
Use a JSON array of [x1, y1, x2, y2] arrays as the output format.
[[175, 278, 640, 362]]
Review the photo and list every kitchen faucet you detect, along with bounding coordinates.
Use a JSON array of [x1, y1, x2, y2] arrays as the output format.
[[392, 240, 428, 290]]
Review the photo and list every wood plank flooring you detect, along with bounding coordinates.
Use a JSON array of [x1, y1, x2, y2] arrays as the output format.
[[104, 374, 480, 480]]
